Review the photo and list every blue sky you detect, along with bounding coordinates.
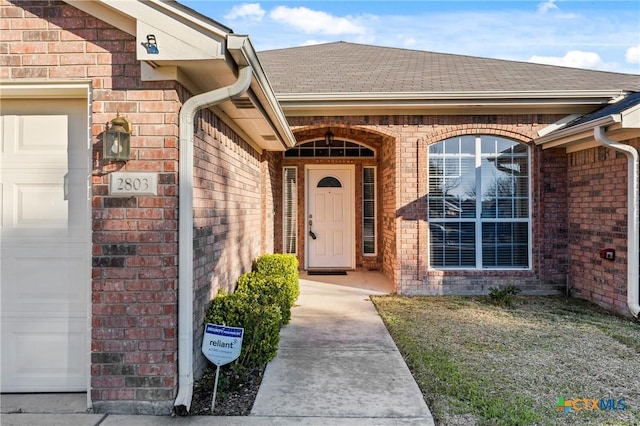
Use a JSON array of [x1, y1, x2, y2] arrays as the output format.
[[181, 0, 640, 74]]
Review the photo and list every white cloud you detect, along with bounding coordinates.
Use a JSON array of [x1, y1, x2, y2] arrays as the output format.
[[626, 45, 640, 64], [224, 3, 265, 22], [402, 37, 417, 48], [529, 51, 608, 70], [301, 40, 324, 47], [537, 0, 559, 14], [270, 6, 367, 36]]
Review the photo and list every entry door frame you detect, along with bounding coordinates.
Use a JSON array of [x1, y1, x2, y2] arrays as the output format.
[[305, 164, 356, 270], [0, 81, 92, 408]]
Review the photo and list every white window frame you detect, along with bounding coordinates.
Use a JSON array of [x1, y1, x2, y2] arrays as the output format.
[[427, 135, 532, 270], [282, 166, 298, 254], [363, 166, 377, 256]]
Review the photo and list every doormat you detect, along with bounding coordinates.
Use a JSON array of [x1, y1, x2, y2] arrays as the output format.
[[307, 270, 348, 276]]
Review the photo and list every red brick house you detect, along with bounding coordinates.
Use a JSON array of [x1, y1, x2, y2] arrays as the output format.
[[1, 0, 638, 416], [259, 42, 639, 317]]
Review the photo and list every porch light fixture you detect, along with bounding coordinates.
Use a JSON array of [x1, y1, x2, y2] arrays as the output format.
[[324, 129, 334, 146], [103, 114, 132, 161]]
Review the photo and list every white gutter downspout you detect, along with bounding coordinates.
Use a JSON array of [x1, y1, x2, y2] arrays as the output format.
[[594, 126, 640, 317], [173, 63, 252, 413]]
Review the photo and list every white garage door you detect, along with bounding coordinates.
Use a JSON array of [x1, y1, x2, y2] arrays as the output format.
[[1, 98, 90, 392]]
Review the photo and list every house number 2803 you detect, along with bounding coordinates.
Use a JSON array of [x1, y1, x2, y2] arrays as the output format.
[[110, 172, 158, 196], [118, 176, 149, 191]]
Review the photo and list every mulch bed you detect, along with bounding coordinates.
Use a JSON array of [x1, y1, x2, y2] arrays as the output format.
[[189, 364, 265, 416]]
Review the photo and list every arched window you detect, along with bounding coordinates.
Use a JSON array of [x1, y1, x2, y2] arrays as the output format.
[[317, 177, 342, 188], [428, 135, 530, 269], [284, 140, 375, 158]]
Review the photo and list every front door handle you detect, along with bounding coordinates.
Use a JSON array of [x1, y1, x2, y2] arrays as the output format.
[[309, 230, 317, 240]]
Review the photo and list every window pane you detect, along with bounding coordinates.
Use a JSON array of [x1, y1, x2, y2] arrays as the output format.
[[364, 201, 375, 217], [430, 222, 475, 267], [318, 177, 341, 188], [428, 196, 444, 218], [481, 222, 528, 268], [460, 136, 475, 154], [445, 138, 459, 154], [363, 184, 375, 199]]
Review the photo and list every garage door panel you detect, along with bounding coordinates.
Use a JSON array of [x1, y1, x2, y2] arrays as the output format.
[[0, 115, 69, 167], [1, 156, 88, 241], [1, 319, 87, 392], [1, 245, 87, 316], [15, 181, 68, 228]]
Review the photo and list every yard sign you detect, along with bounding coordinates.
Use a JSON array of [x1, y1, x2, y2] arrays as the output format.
[[202, 323, 244, 413]]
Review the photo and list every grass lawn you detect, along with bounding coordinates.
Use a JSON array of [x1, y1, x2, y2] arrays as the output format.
[[371, 295, 640, 426]]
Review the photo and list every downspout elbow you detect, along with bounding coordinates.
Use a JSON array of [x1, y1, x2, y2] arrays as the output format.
[[594, 126, 640, 317], [174, 64, 253, 414]]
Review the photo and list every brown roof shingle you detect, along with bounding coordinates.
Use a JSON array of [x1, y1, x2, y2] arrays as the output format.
[[258, 41, 640, 94]]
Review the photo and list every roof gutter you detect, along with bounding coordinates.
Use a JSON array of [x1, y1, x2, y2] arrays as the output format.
[[594, 126, 640, 317], [174, 46, 253, 414], [277, 89, 627, 102]]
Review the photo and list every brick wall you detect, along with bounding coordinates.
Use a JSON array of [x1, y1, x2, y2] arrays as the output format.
[[191, 108, 269, 377], [2, 0, 175, 414], [538, 148, 569, 287], [567, 140, 638, 314]]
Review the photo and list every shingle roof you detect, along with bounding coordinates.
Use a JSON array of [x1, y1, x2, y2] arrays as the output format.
[[258, 42, 640, 94], [564, 91, 640, 128]]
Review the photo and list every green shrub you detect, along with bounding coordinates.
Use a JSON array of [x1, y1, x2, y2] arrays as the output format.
[[204, 290, 281, 369], [488, 284, 521, 308], [236, 271, 292, 324], [203, 254, 299, 371], [253, 254, 300, 308]]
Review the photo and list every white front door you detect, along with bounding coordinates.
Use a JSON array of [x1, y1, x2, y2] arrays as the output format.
[[0, 99, 90, 392], [306, 166, 354, 269]]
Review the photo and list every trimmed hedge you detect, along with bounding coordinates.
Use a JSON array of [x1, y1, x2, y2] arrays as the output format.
[[236, 272, 292, 325], [253, 254, 300, 309], [204, 290, 281, 369], [203, 254, 299, 370]]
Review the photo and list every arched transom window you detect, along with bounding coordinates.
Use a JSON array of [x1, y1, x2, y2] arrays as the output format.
[[428, 135, 530, 269], [285, 140, 375, 158], [317, 176, 342, 188]]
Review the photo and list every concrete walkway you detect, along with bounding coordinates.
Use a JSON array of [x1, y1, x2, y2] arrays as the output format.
[[1, 271, 433, 425]]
